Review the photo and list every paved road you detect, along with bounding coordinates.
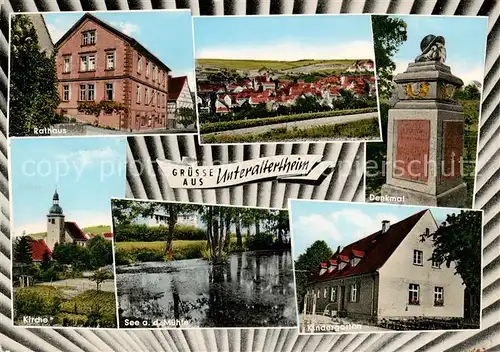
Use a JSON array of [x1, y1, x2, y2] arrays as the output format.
[[204, 112, 379, 137]]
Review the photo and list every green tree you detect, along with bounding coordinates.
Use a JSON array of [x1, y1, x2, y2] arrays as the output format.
[[52, 243, 89, 270], [77, 100, 127, 127], [89, 269, 112, 292], [371, 15, 408, 101], [40, 249, 51, 271], [13, 236, 33, 265], [87, 236, 113, 269], [9, 15, 61, 136], [294, 241, 332, 308], [420, 210, 482, 322], [177, 107, 196, 128], [111, 199, 148, 226]]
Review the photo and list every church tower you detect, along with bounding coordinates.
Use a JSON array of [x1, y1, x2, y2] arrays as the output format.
[[46, 188, 65, 251]]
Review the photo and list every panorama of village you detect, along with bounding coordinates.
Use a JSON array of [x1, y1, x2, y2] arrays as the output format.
[[196, 59, 380, 143]]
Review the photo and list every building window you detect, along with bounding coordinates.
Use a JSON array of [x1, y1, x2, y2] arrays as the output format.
[[153, 65, 157, 81], [105, 83, 113, 100], [79, 84, 95, 101], [145, 88, 149, 105], [413, 250, 423, 266], [106, 52, 115, 70], [146, 61, 151, 77], [316, 289, 320, 298], [88, 84, 95, 101], [137, 55, 143, 73], [62, 85, 70, 101], [434, 287, 444, 306], [432, 259, 441, 268], [408, 283, 420, 305], [323, 288, 327, 298], [82, 30, 96, 45], [136, 85, 141, 104], [330, 287, 337, 302], [63, 55, 71, 73], [80, 54, 95, 72], [151, 91, 155, 106], [350, 284, 357, 302], [157, 91, 160, 106]]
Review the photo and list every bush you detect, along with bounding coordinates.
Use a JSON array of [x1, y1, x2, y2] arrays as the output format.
[[115, 224, 206, 242], [200, 107, 378, 134], [59, 290, 117, 327], [247, 232, 275, 251], [14, 286, 62, 318]]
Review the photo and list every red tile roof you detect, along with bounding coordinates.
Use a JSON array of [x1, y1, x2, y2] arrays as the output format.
[[352, 249, 365, 258], [64, 222, 88, 241], [31, 239, 51, 261], [103, 232, 113, 238], [313, 210, 428, 281], [168, 76, 188, 101], [320, 262, 328, 268]]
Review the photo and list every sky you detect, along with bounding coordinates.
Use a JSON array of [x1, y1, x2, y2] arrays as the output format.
[[43, 10, 196, 90], [10, 137, 127, 236], [389, 15, 488, 85], [194, 15, 376, 61], [289, 200, 480, 259]]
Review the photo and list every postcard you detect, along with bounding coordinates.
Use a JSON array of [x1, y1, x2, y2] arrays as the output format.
[[290, 200, 482, 334], [192, 15, 382, 144], [112, 199, 297, 329], [10, 137, 126, 328], [365, 15, 488, 209], [8, 10, 196, 137]]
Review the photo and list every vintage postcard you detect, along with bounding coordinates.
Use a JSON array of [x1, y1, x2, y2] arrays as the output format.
[[8, 10, 196, 137], [365, 15, 488, 209], [124, 134, 365, 207], [10, 137, 126, 328], [290, 199, 482, 334], [112, 199, 297, 329], [193, 15, 382, 144]]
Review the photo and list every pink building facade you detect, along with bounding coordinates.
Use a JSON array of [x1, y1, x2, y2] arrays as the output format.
[[55, 13, 170, 131]]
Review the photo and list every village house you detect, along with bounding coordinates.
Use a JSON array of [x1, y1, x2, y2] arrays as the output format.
[[306, 209, 464, 322], [167, 76, 195, 128], [54, 13, 171, 131], [145, 211, 199, 228], [197, 68, 376, 115]]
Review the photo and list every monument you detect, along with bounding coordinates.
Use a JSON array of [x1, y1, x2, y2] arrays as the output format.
[[381, 34, 467, 207]]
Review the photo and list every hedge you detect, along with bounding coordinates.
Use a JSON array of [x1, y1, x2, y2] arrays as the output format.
[[200, 107, 378, 134], [115, 224, 206, 242]]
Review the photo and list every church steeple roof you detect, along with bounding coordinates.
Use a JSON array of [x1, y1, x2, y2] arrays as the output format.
[[48, 188, 63, 216]]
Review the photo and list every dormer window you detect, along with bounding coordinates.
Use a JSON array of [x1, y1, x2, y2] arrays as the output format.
[[351, 257, 360, 267], [319, 268, 327, 276], [319, 262, 327, 275], [351, 249, 365, 267], [82, 30, 96, 46]]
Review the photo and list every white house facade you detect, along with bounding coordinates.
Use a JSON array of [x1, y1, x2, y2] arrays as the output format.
[[307, 209, 465, 322]]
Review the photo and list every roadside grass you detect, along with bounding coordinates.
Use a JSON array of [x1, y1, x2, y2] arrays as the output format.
[[196, 58, 355, 71], [202, 117, 380, 143], [200, 107, 378, 134]]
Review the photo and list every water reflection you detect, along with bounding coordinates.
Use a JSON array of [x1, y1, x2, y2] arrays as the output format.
[[116, 250, 297, 328]]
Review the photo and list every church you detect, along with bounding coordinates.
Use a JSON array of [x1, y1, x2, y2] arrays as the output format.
[[30, 189, 93, 261]]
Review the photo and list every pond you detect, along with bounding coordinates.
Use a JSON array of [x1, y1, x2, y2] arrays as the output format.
[[116, 250, 298, 328]]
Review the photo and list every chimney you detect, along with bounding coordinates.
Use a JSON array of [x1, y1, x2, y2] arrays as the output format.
[[381, 220, 391, 233]]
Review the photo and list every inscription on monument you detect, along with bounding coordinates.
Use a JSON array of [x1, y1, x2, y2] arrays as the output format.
[[442, 121, 464, 181], [394, 120, 431, 183]]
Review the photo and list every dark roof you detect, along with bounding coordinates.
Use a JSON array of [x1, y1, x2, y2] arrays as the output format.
[[49, 204, 63, 215], [168, 76, 188, 101], [55, 13, 171, 72], [313, 209, 428, 282], [31, 239, 51, 261], [64, 221, 88, 241]]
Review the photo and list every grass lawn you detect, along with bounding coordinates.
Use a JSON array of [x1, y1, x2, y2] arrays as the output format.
[[116, 238, 247, 264], [203, 118, 380, 143], [196, 58, 355, 71]]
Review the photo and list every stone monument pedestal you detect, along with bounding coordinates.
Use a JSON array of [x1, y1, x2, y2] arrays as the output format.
[[381, 60, 467, 207]]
